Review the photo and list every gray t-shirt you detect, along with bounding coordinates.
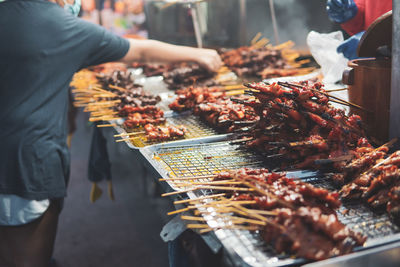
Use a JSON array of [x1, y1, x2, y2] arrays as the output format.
[[0, 0, 130, 199]]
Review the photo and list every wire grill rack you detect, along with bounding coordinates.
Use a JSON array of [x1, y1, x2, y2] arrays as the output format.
[[156, 140, 264, 177], [301, 175, 400, 240], [141, 138, 400, 266]]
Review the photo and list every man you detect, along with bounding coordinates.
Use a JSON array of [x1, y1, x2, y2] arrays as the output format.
[[326, 0, 392, 59], [0, 0, 222, 266]]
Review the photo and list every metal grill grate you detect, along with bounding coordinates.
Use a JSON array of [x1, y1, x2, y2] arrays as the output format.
[[156, 140, 264, 177], [302, 176, 400, 240]]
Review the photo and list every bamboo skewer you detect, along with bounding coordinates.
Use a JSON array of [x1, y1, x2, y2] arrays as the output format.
[[294, 59, 311, 65], [252, 37, 270, 49], [225, 89, 245, 96], [198, 225, 261, 234], [116, 138, 135, 143], [168, 201, 227, 216], [273, 40, 294, 50], [162, 188, 202, 197], [97, 124, 116, 127], [174, 193, 226, 204], [87, 100, 120, 106], [232, 204, 284, 230], [231, 204, 268, 223], [92, 111, 118, 117], [230, 175, 295, 209], [328, 99, 366, 111], [195, 186, 254, 191], [185, 214, 265, 226], [325, 88, 348, 92], [167, 207, 192, 216], [251, 32, 263, 45], [89, 117, 121, 122], [108, 84, 128, 92], [225, 215, 267, 226], [159, 177, 213, 182], [277, 82, 368, 111], [114, 131, 146, 137], [159, 174, 218, 181], [186, 223, 223, 229], [181, 215, 206, 222], [222, 84, 247, 91], [172, 180, 243, 186], [91, 87, 117, 96], [183, 202, 280, 233]]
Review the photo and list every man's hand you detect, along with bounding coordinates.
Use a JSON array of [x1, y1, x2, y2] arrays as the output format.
[[326, 0, 358, 23], [337, 31, 365, 59], [191, 48, 223, 73]]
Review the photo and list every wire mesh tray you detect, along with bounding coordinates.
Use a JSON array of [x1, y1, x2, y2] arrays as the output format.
[[140, 136, 400, 267], [112, 111, 220, 149]]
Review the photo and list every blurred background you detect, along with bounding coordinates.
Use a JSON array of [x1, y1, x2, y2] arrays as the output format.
[[81, 0, 343, 49]]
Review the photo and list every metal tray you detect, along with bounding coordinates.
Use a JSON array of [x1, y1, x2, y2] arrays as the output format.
[[139, 135, 400, 267], [111, 111, 220, 149], [107, 70, 223, 148]]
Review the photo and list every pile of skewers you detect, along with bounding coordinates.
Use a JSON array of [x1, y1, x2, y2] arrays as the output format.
[[161, 168, 366, 260], [238, 81, 368, 169], [220, 40, 314, 79], [163, 79, 400, 261], [132, 61, 223, 90], [132, 61, 237, 91], [335, 145, 400, 224], [169, 86, 259, 133], [185, 81, 400, 219], [132, 62, 172, 77], [115, 123, 187, 143], [193, 97, 260, 133], [71, 69, 188, 142], [73, 65, 400, 261], [162, 62, 222, 90]]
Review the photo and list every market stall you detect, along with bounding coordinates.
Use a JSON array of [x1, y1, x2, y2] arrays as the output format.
[[70, 23, 400, 265], [64, 1, 400, 266]]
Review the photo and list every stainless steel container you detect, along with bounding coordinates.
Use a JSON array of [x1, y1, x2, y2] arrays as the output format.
[[144, 0, 340, 49]]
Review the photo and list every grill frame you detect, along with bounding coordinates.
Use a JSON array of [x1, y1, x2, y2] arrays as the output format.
[[139, 135, 400, 267], [127, 69, 400, 265]]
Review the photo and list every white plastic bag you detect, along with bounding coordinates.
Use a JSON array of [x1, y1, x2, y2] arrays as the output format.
[[307, 31, 348, 84]]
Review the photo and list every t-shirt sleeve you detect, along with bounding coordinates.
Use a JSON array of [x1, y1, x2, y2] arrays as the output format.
[[78, 21, 130, 68]]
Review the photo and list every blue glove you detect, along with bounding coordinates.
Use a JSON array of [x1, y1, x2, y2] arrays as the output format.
[[337, 31, 365, 60], [326, 0, 358, 23]]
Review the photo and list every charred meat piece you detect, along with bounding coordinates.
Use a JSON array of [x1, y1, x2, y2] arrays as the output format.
[[120, 106, 165, 128], [221, 46, 293, 78], [144, 123, 187, 141], [217, 168, 341, 212], [242, 81, 372, 170], [262, 207, 366, 260], [162, 63, 217, 90]]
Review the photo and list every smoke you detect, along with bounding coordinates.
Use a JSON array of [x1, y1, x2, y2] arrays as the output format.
[[269, 0, 310, 48], [245, 0, 334, 50]]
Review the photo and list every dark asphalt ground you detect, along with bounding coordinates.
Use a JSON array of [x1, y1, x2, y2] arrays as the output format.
[[53, 110, 172, 267]]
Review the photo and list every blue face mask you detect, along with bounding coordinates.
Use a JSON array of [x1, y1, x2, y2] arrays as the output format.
[[63, 0, 81, 17]]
